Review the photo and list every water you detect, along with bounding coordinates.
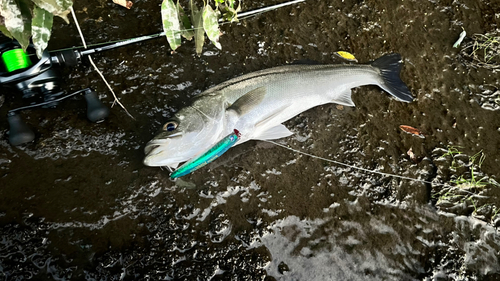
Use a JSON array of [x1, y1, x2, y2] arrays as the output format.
[[1, 0, 500, 279]]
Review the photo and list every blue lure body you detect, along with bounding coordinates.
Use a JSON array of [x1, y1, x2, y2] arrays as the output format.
[[170, 130, 241, 178]]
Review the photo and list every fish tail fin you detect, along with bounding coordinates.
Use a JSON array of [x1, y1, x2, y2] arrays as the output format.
[[371, 53, 414, 102]]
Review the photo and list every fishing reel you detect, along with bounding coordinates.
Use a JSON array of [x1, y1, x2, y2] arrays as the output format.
[[0, 40, 109, 145]]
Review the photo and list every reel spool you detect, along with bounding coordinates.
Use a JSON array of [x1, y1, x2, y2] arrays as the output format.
[[2, 48, 33, 72]]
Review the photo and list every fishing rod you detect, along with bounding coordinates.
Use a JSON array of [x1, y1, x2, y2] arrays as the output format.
[[0, 0, 305, 146]]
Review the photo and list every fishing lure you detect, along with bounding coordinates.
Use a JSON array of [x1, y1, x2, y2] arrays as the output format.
[[170, 129, 241, 179]]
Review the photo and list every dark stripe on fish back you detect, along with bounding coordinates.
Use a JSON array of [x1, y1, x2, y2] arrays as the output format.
[[203, 64, 345, 94]]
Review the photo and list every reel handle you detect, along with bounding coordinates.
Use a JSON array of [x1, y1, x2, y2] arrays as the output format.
[[84, 89, 110, 122], [7, 113, 35, 145]]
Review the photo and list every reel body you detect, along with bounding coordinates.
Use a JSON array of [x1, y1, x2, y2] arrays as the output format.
[[0, 40, 109, 145]]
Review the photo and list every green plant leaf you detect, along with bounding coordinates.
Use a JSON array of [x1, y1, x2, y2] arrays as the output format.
[[203, 4, 221, 50], [190, 0, 204, 56], [219, 0, 240, 22], [32, 6, 53, 58], [161, 0, 182, 51], [31, 0, 72, 13], [177, 1, 193, 41], [0, 0, 32, 51], [31, 0, 73, 23], [0, 24, 13, 38], [0, 16, 14, 38]]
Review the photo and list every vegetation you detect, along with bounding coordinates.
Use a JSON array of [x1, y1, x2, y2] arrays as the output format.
[[434, 146, 500, 224], [440, 145, 464, 170], [0, 0, 240, 58], [450, 150, 490, 188], [0, 0, 73, 58], [440, 146, 496, 189], [460, 30, 500, 69], [161, 0, 240, 55]]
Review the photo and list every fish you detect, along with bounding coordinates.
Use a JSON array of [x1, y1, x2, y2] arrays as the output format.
[[143, 53, 413, 169]]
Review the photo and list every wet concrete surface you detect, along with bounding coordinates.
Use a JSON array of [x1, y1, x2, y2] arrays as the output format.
[[1, 0, 500, 280]]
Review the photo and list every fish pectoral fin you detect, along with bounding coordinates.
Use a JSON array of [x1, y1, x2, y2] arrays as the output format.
[[334, 88, 355, 107], [227, 86, 267, 116], [253, 124, 294, 140], [254, 103, 292, 128]]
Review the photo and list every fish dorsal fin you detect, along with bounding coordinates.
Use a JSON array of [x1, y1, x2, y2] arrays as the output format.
[[334, 88, 355, 107], [253, 124, 294, 141], [227, 87, 267, 116]]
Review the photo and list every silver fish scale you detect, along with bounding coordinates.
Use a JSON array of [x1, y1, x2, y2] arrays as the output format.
[[208, 65, 383, 141]]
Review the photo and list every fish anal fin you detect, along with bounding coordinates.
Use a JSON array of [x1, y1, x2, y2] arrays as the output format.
[[227, 87, 267, 116], [253, 124, 293, 141], [334, 88, 355, 107]]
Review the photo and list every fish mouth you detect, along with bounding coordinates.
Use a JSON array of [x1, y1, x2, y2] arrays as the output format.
[[143, 140, 182, 168], [144, 139, 169, 155], [143, 141, 167, 167], [144, 144, 159, 156]]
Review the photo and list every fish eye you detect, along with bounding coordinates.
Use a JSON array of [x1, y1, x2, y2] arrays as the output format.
[[163, 121, 178, 132]]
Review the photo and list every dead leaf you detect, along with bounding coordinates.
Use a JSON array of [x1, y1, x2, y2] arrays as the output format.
[[335, 51, 358, 62], [336, 105, 344, 110], [113, 0, 133, 9], [407, 148, 421, 163], [54, 9, 71, 23], [399, 125, 425, 138], [407, 148, 415, 160]]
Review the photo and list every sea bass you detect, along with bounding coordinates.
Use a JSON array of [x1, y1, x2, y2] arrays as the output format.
[[144, 53, 413, 169]]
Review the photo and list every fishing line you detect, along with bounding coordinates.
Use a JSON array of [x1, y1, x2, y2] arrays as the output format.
[[160, 166, 173, 173], [8, 88, 88, 113], [265, 140, 449, 187], [69, 6, 134, 119]]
